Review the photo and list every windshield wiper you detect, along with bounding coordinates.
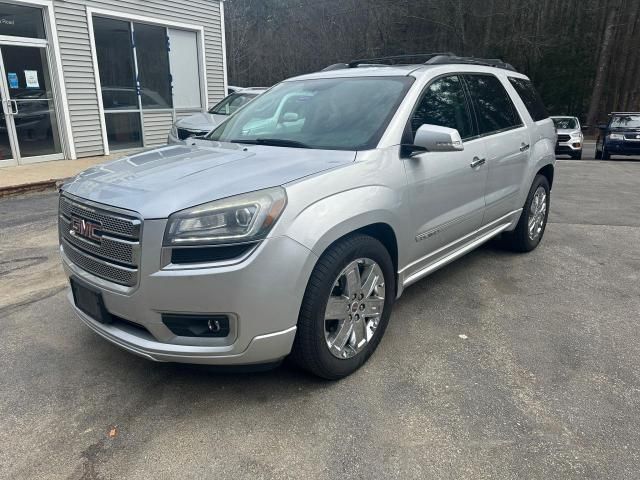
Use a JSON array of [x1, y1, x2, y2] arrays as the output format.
[[230, 138, 311, 149]]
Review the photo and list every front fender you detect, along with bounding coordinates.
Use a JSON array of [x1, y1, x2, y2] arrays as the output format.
[[284, 185, 406, 262]]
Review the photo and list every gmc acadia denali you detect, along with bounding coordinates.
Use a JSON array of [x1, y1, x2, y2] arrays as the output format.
[[59, 54, 556, 379]]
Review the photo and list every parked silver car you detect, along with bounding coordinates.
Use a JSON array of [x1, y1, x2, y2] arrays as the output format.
[[59, 54, 556, 379], [167, 88, 267, 143], [552, 116, 583, 159]]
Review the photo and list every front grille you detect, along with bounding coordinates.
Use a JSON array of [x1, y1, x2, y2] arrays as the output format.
[[557, 134, 571, 142], [59, 195, 142, 287], [177, 128, 208, 140]]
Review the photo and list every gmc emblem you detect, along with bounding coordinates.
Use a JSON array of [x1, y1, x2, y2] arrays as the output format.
[[70, 216, 102, 243]]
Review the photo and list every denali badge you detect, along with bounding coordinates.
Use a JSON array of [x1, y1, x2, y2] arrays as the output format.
[[70, 216, 102, 243]]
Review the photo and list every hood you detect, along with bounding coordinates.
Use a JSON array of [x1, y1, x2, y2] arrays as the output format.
[[175, 112, 228, 132], [555, 128, 581, 135], [62, 141, 356, 218]]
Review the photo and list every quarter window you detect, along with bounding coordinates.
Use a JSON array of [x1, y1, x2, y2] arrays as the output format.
[[508, 77, 549, 122], [464, 74, 523, 136], [411, 75, 474, 140]]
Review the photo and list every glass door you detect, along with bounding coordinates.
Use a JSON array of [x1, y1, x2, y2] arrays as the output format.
[[0, 84, 16, 166], [0, 44, 63, 164]]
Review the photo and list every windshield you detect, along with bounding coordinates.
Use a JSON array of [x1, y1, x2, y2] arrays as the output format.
[[207, 77, 414, 150], [209, 92, 259, 116], [610, 115, 640, 128], [552, 117, 578, 129]]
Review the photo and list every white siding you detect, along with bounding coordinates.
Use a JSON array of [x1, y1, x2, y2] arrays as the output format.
[[142, 111, 173, 146], [53, 0, 225, 158]]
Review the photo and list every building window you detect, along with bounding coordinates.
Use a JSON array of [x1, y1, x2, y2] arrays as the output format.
[[134, 23, 172, 109], [0, 4, 46, 39], [92, 16, 203, 151]]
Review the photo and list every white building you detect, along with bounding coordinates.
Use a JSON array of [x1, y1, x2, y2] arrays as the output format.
[[0, 0, 227, 167]]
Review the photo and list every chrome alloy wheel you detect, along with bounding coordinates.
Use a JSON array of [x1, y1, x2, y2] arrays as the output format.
[[323, 258, 386, 359], [528, 186, 547, 241]]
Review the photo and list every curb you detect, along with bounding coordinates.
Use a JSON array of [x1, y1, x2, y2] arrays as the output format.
[[0, 178, 68, 198]]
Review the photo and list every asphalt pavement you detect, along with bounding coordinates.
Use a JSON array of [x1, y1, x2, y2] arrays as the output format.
[[1, 158, 639, 479]]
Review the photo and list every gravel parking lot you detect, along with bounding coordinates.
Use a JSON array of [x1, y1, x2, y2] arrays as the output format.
[[1, 159, 639, 479]]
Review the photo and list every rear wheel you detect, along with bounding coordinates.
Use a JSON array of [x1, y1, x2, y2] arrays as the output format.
[[291, 234, 395, 379], [503, 174, 550, 252], [595, 139, 603, 159]]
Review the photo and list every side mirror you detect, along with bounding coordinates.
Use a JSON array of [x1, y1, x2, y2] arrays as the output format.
[[598, 124, 608, 130], [404, 124, 464, 156], [282, 112, 299, 123], [581, 125, 590, 131]]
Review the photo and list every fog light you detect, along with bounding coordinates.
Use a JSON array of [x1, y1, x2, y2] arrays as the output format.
[[573, 142, 581, 148], [162, 314, 230, 337]]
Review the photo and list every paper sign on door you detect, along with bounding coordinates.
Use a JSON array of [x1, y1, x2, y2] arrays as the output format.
[[7, 72, 18, 89], [25, 70, 39, 88]]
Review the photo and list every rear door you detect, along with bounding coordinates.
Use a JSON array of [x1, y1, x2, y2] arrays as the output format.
[[403, 74, 488, 265], [463, 74, 530, 224]]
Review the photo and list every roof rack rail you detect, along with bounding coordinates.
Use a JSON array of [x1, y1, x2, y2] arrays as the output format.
[[425, 55, 517, 71], [321, 53, 518, 72], [347, 53, 456, 68]]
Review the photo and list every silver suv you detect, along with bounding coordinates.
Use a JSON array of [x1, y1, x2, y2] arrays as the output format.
[[59, 54, 556, 379]]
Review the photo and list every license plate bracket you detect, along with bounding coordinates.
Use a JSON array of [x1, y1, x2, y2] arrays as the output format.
[[70, 277, 112, 324]]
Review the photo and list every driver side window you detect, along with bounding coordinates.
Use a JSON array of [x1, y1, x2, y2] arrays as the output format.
[[411, 75, 474, 140]]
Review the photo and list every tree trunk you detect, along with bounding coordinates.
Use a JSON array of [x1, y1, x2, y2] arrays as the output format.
[[586, 2, 620, 128]]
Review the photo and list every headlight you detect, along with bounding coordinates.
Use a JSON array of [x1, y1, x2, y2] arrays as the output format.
[[609, 133, 624, 141], [570, 131, 582, 138], [164, 187, 287, 246], [170, 124, 178, 138]]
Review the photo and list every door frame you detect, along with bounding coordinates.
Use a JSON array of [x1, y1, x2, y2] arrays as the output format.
[[86, 6, 208, 155], [0, 0, 76, 164]]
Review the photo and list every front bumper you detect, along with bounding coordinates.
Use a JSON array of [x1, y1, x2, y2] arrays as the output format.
[[555, 139, 582, 155], [605, 140, 640, 156], [61, 225, 318, 365]]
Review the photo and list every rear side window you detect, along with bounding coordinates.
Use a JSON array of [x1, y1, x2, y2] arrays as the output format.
[[508, 77, 549, 122], [411, 75, 475, 140], [464, 74, 523, 136]]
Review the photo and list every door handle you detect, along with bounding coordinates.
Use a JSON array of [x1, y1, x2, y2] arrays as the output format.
[[520, 143, 530, 152], [470, 157, 486, 168], [6, 100, 18, 115]]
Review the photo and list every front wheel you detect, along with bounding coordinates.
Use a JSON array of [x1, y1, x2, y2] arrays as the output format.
[[291, 234, 395, 379], [503, 174, 550, 252]]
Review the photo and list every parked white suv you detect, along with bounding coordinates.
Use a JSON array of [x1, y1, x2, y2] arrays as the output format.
[[59, 54, 556, 379]]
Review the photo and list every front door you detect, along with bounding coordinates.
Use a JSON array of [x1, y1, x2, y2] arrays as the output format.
[[0, 44, 63, 165], [403, 75, 488, 271]]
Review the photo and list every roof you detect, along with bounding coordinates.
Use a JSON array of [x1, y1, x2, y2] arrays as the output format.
[[288, 63, 528, 82]]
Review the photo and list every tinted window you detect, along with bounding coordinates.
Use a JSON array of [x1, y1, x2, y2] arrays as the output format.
[[411, 75, 474, 140], [509, 77, 549, 122], [134, 23, 172, 109], [464, 74, 522, 135], [552, 117, 578, 129], [208, 77, 414, 151], [610, 115, 640, 128], [94, 17, 138, 110], [0, 4, 45, 39], [210, 93, 258, 115]]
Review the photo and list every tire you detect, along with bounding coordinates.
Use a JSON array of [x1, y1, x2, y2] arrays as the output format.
[[602, 147, 610, 160], [290, 234, 395, 379], [571, 150, 582, 160], [503, 174, 550, 253]]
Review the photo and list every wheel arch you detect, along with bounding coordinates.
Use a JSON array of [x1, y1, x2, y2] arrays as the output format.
[[537, 163, 554, 189]]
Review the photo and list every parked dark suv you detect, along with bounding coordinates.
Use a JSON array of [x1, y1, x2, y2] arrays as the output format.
[[595, 112, 640, 160]]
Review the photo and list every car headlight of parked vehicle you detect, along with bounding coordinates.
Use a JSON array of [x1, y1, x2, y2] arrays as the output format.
[[163, 187, 287, 246], [608, 133, 624, 141]]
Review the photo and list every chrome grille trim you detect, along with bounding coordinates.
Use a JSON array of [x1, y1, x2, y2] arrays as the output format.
[[62, 239, 138, 287], [59, 195, 141, 239], [59, 194, 142, 287]]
